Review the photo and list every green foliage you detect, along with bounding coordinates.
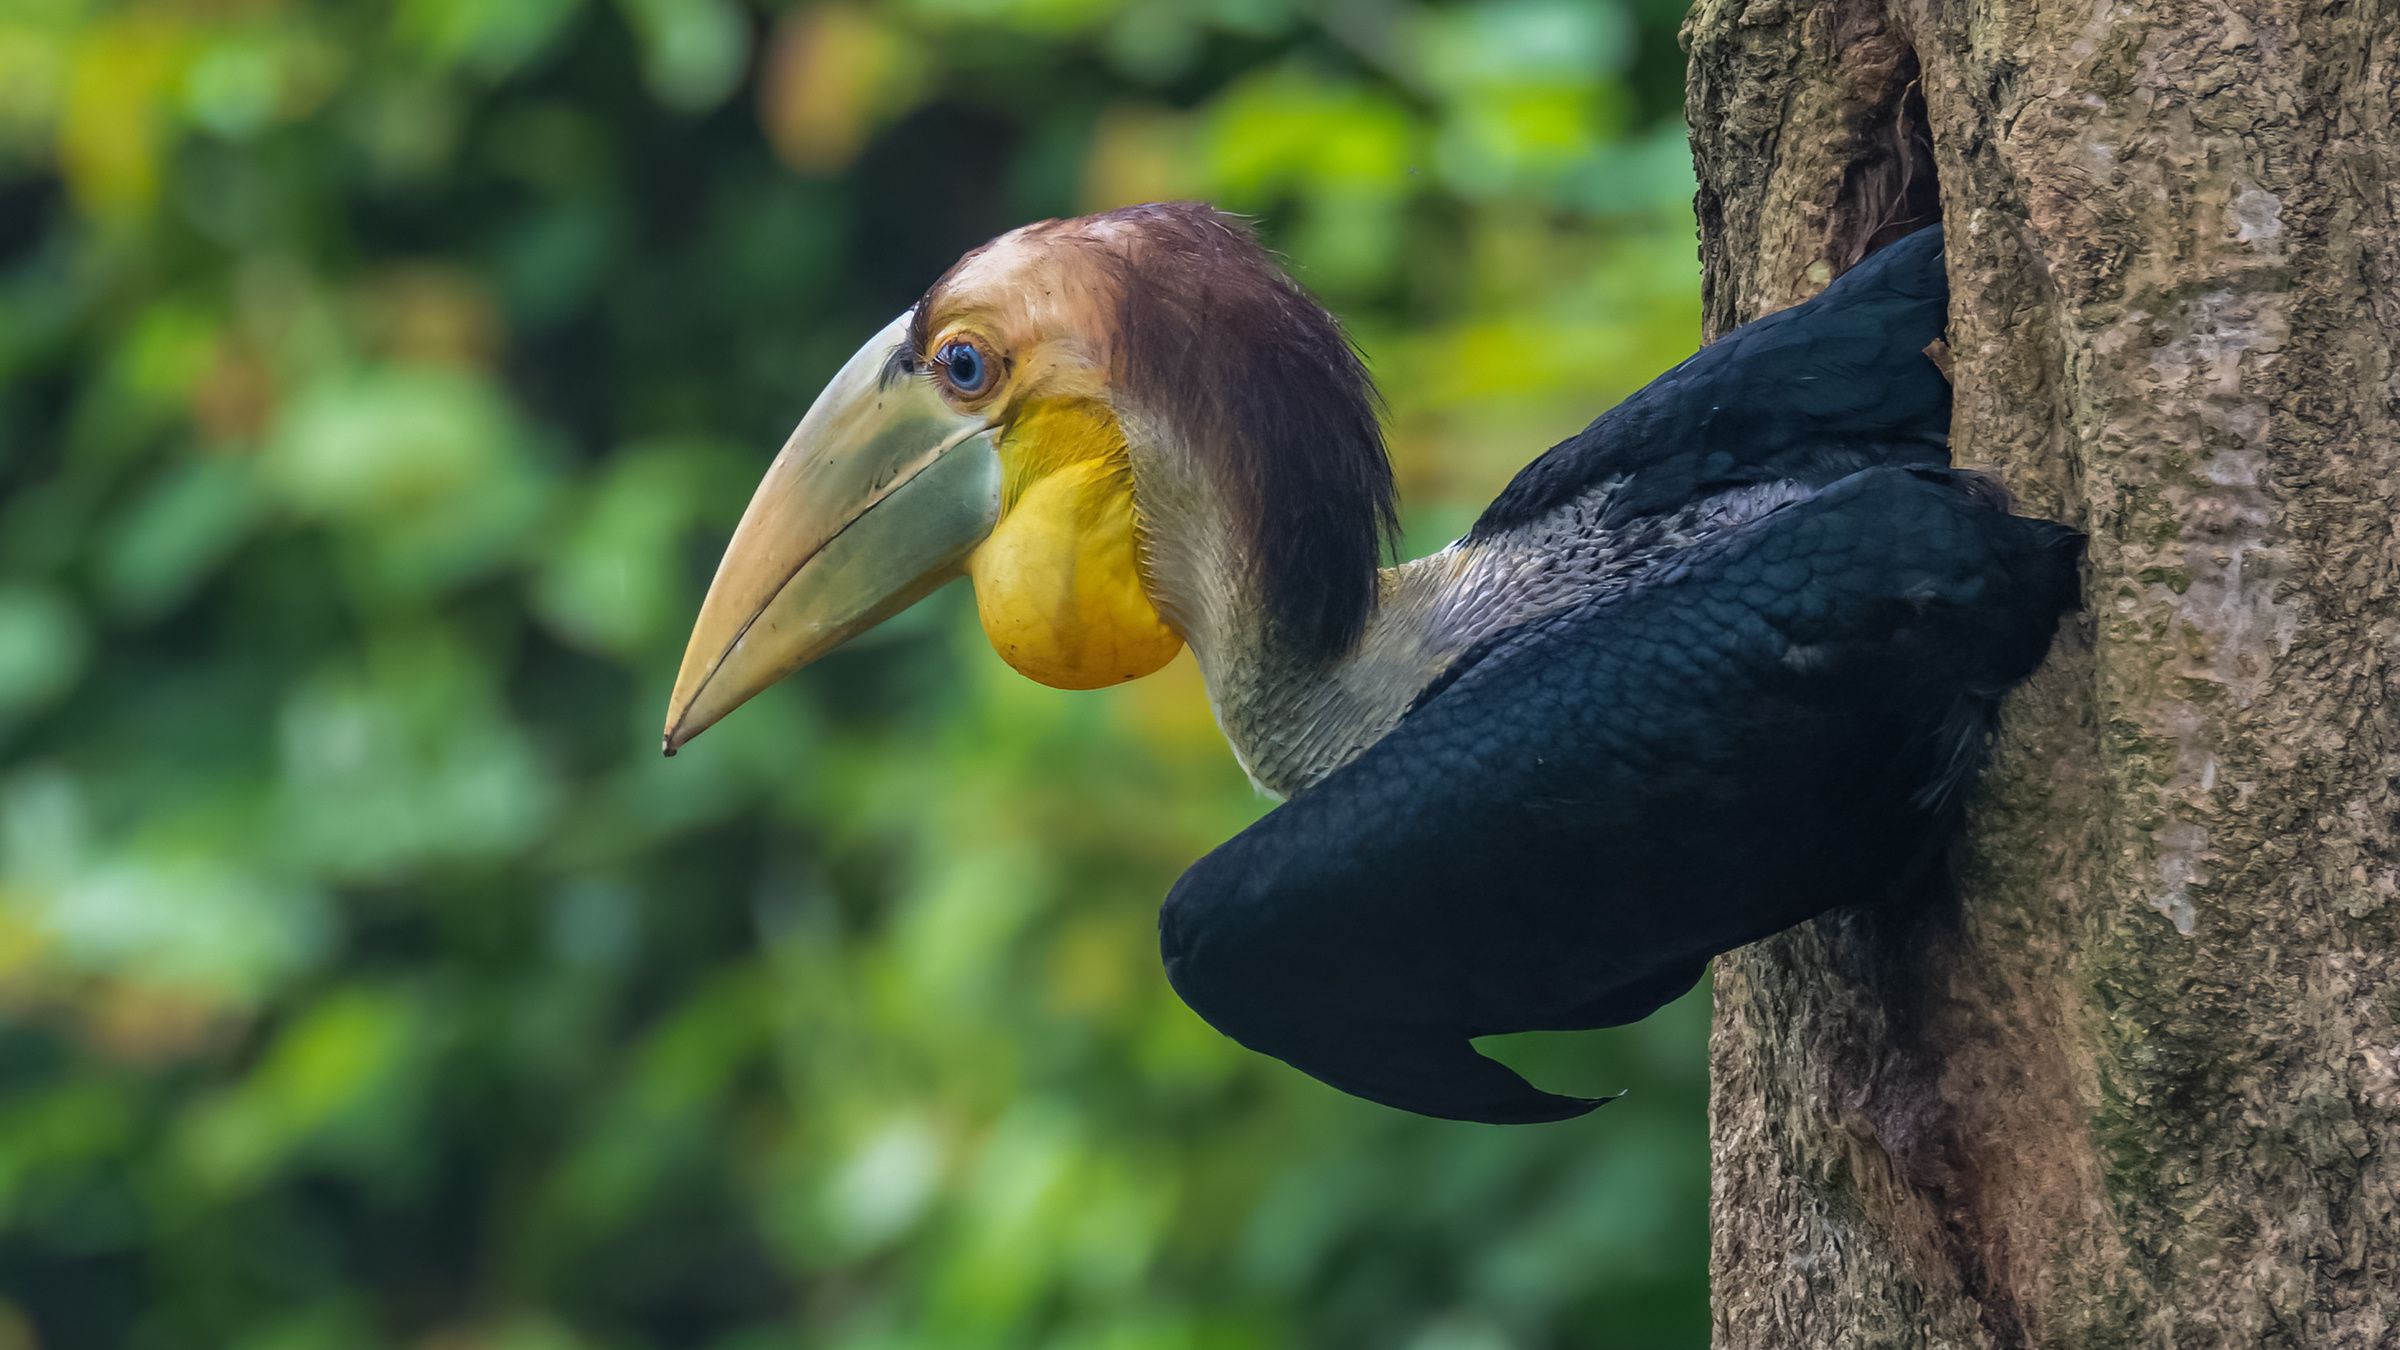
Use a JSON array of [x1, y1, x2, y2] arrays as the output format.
[[0, 0, 1708, 1345]]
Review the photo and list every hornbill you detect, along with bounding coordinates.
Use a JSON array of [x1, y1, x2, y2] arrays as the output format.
[[663, 203, 2082, 1124]]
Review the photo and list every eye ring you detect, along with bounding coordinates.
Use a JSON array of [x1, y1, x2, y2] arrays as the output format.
[[935, 340, 991, 396]]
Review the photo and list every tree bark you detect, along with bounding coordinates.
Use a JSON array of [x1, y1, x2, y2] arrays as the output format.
[[1684, 1, 2400, 1346]]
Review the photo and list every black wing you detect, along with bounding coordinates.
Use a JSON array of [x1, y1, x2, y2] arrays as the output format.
[[1470, 225, 1952, 539], [1159, 468, 2081, 1123]]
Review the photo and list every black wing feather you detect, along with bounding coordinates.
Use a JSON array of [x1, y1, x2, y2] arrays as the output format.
[[1159, 468, 2081, 1123], [1469, 225, 1952, 539]]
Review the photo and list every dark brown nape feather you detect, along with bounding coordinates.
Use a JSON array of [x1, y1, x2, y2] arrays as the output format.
[[1098, 203, 1399, 665]]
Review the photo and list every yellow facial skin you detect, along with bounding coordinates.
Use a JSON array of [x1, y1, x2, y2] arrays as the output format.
[[917, 223, 1189, 689], [968, 397, 1183, 689]]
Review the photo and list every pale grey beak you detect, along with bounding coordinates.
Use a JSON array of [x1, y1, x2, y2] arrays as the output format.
[[663, 311, 1000, 753]]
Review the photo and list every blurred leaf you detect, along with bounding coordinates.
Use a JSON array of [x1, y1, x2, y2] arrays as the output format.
[[177, 984, 421, 1194], [0, 769, 334, 1010], [531, 440, 710, 655], [94, 456, 262, 620], [1204, 66, 1418, 199], [617, 0, 750, 112], [273, 630, 563, 879], [1411, 0, 1633, 91], [906, 0, 1122, 36], [263, 366, 518, 518], [0, 584, 85, 719], [183, 32, 288, 138], [397, 0, 583, 82], [58, 15, 184, 218], [1078, 104, 1200, 212], [759, 5, 932, 174]]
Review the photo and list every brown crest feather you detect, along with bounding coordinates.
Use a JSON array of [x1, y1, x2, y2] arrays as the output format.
[[914, 202, 1397, 665], [1096, 203, 1397, 662]]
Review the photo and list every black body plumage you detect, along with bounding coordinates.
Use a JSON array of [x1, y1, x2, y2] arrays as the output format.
[[1157, 227, 2084, 1123]]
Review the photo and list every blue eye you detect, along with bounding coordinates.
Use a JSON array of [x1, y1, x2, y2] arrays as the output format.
[[937, 340, 989, 394]]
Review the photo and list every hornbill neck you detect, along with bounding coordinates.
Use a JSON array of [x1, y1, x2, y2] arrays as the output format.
[[1175, 545, 1475, 802], [1125, 424, 1513, 799]]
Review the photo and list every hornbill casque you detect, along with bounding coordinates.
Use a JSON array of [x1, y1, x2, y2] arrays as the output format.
[[662, 203, 2083, 1125]]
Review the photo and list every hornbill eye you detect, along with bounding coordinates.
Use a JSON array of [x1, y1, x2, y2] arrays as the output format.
[[936, 340, 990, 395]]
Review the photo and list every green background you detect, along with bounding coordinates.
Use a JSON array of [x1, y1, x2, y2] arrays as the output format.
[[0, 1, 1712, 1345]]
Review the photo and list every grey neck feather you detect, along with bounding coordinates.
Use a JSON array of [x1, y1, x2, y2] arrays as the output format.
[[1128, 418, 1814, 799], [1183, 546, 1497, 798]]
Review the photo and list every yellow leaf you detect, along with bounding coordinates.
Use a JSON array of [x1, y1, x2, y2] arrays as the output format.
[[1078, 103, 1201, 213], [60, 15, 185, 219], [758, 5, 929, 175]]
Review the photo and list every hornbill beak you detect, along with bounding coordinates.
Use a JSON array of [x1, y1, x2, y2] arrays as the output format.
[[662, 311, 1001, 754]]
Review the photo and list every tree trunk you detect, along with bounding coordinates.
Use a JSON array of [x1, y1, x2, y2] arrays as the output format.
[[1683, 1, 2400, 1346]]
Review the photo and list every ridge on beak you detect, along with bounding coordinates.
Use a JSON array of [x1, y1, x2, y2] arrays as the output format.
[[663, 311, 1002, 753]]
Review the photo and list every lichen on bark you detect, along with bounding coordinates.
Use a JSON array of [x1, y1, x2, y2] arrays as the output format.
[[1685, 0, 2400, 1345]]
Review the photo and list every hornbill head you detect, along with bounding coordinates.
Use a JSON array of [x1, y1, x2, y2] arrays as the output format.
[[663, 201, 1394, 753]]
